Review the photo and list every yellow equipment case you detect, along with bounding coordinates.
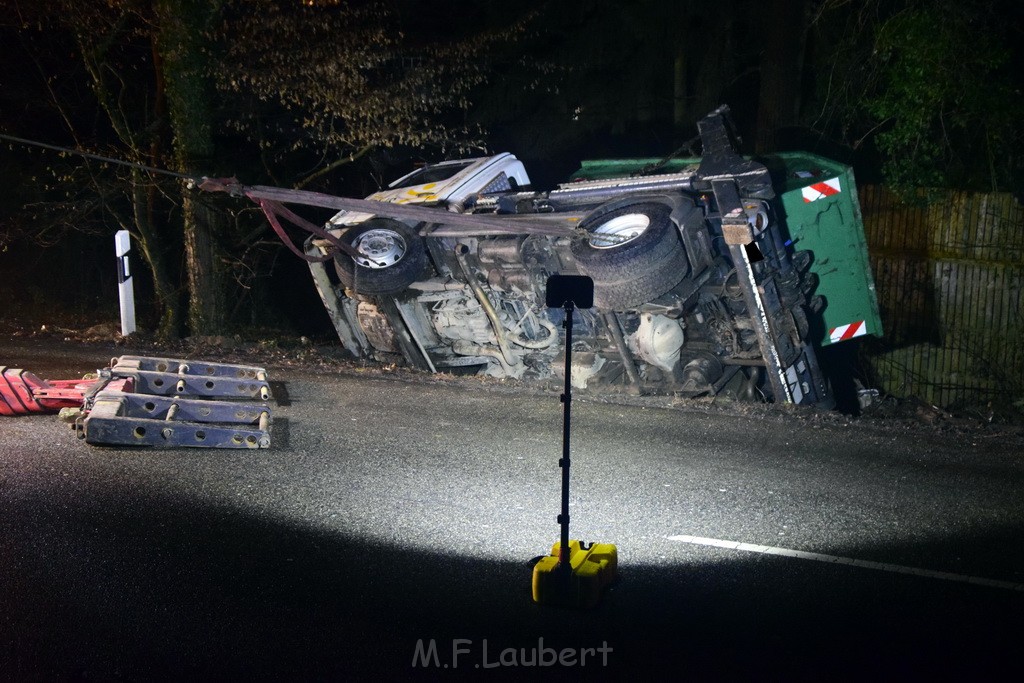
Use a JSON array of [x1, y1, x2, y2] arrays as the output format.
[[532, 540, 618, 608]]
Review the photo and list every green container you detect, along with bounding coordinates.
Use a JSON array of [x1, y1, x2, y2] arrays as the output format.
[[765, 152, 881, 346]]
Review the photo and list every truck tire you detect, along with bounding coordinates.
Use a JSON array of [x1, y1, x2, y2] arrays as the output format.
[[333, 219, 427, 295], [571, 201, 688, 310]]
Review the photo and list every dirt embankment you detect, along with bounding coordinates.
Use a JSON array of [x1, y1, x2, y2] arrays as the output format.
[[4, 315, 1023, 449]]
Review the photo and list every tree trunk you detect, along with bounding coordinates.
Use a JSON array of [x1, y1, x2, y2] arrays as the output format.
[[755, 0, 808, 153], [673, 45, 688, 130], [130, 169, 181, 339], [180, 191, 225, 335], [693, 0, 737, 122], [144, 30, 182, 339], [154, 0, 227, 336], [69, 5, 184, 338]]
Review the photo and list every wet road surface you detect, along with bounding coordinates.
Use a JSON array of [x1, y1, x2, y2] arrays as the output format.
[[2, 340, 1023, 680]]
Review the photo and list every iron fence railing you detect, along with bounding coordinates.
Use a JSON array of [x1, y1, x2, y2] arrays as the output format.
[[856, 186, 1024, 409]]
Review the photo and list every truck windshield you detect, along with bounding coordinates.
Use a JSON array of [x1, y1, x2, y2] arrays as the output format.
[[390, 161, 474, 189]]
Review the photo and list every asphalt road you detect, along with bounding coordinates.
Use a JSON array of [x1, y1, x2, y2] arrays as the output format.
[[2, 339, 1023, 681]]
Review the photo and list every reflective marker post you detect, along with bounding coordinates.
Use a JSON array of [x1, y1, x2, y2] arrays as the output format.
[[115, 230, 136, 337]]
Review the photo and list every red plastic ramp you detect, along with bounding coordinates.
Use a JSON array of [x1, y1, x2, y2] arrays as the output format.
[[1, 367, 48, 415], [0, 367, 89, 416]]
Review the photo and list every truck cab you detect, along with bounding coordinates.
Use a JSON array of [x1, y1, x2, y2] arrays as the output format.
[[328, 153, 532, 225]]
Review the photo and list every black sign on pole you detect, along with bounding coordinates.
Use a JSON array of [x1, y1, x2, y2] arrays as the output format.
[[544, 274, 594, 582], [545, 274, 594, 310]]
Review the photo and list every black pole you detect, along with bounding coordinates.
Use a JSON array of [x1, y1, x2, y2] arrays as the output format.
[[558, 301, 575, 581]]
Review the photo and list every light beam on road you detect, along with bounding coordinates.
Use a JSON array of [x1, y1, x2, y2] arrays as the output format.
[[667, 534, 1024, 592]]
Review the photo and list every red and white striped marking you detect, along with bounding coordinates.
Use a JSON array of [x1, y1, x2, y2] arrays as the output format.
[[829, 320, 867, 343], [802, 177, 841, 203]]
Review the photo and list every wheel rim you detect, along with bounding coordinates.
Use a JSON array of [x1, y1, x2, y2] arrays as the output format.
[[588, 213, 650, 249], [352, 229, 407, 268]]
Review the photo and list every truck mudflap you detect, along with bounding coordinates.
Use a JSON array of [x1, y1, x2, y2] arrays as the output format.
[[2, 355, 273, 449]]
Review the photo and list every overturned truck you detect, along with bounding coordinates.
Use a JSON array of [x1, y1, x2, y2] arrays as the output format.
[[243, 107, 880, 406]]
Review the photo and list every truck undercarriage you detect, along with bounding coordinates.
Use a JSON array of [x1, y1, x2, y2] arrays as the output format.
[[198, 106, 880, 407], [291, 107, 843, 406]]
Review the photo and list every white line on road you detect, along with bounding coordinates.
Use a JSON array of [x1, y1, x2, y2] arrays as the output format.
[[667, 534, 1024, 593]]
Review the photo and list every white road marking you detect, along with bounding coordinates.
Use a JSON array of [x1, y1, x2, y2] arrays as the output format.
[[666, 535, 1024, 593]]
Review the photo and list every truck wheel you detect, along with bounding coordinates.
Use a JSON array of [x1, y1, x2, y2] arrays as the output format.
[[333, 219, 427, 295], [571, 201, 688, 310]]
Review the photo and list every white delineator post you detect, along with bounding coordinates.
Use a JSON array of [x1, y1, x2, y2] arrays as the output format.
[[115, 230, 136, 336]]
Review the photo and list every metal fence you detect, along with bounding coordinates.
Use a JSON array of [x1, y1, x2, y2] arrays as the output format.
[[857, 185, 1024, 408]]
